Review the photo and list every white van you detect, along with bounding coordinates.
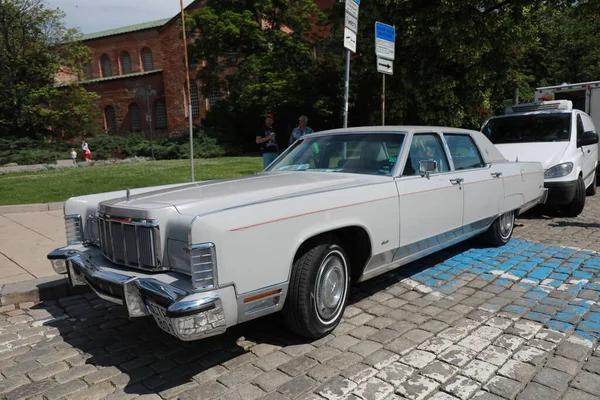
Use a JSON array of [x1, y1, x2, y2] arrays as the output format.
[[535, 81, 600, 173], [481, 100, 599, 217]]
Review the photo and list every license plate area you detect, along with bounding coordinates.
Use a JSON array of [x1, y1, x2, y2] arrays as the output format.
[[146, 301, 174, 335]]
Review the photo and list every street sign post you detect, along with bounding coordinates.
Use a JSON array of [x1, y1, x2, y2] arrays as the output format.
[[375, 22, 395, 125], [343, 0, 360, 128], [344, 12, 358, 33], [376, 57, 393, 75], [343, 28, 357, 53], [375, 22, 395, 60]]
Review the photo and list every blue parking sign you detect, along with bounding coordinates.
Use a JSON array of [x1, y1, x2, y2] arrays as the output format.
[[375, 22, 395, 42], [375, 22, 395, 60]]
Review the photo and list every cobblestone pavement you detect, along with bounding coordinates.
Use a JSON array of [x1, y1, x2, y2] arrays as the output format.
[[2, 198, 600, 400]]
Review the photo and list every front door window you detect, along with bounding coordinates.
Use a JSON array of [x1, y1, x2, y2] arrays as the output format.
[[402, 133, 450, 176]]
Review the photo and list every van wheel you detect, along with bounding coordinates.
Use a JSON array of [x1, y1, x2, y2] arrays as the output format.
[[283, 238, 350, 339], [483, 211, 515, 247], [586, 172, 597, 196], [562, 176, 586, 217]]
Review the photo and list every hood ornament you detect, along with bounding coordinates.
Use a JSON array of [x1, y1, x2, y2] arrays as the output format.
[[126, 188, 131, 202]]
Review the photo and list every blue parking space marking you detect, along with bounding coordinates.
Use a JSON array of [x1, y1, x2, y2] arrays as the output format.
[[401, 239, 600, 344]]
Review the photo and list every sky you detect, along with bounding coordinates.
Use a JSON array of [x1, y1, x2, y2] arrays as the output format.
[[46, 0, 195, 34]]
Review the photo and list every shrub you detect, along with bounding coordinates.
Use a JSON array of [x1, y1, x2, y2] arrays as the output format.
[[0, 133, 229, 165]]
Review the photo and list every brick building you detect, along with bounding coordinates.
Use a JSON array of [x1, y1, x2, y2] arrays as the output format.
[[59, 0, 335, 138]]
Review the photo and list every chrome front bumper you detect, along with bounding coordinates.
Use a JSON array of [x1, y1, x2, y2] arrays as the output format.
[[47, 247, 227, 341]]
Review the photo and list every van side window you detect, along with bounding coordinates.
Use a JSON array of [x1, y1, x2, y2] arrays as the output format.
[[444, 134, 485, 170], [577, 115, 585, 141]]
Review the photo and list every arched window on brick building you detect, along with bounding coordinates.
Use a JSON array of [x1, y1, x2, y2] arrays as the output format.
[[130, 103, 141, 132], [155, 101, 167, 129], [100, 54, 111, 78], [208, 89, 220, 109], [104, 106, 116, 133], [141, 48, 153, 71], [83, 63, 93, 80], [190, 82, 200, 118], [120, 52, 132, 75]]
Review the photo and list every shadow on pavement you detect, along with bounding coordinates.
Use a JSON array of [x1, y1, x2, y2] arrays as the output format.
[[551, 221, 600, 229], [30, 238, 482, 397]]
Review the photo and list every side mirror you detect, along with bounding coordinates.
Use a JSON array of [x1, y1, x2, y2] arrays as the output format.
[[419, 159, 437, 179], [578, 131, 599, 147]]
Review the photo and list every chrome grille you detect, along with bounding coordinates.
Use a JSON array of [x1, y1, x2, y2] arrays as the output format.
[[97, 214, 164, 271]]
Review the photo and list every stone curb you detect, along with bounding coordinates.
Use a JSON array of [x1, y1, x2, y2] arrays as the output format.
[[0, 202, 63, 214], [0, 275, 89, 306]]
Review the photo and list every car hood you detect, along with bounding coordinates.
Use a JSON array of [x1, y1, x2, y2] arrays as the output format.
[[493, 142, 570, 170], [98, 172, 383, 217]]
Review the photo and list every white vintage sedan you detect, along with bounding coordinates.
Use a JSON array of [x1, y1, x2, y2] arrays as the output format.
[[48, 126, 547, 341]]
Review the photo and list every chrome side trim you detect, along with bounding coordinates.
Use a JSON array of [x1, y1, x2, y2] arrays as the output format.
[[236, 282, 289, 323], [360, 216, 496, 282]]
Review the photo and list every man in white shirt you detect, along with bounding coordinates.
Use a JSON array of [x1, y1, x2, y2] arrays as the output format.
[[290, 115, 314, 145]]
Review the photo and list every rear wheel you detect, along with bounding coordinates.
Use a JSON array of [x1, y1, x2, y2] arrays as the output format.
[[586, 172, 597, 196], [561, 176, 586, 217], [283, 238, 350, 339], [483, 211, 515, 247]]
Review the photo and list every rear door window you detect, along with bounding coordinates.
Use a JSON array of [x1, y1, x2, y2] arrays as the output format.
[[444, 134, 485, 170]]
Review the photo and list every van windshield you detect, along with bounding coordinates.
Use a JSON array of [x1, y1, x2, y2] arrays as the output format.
[[483, 113, 571, 144]]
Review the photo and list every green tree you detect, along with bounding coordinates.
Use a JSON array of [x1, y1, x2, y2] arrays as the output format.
[[0, 0, 97, 139], [188, 0, 336, 150], [191, 0, 599, 142], [525, 0, 600, 88]]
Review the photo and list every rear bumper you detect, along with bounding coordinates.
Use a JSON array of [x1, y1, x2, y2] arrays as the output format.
[[539, 188, 549, 205], [544, 181, 577, 205], [47, 247, 227, 341]]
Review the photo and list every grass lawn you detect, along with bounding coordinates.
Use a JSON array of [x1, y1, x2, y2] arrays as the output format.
[[0, 157, 263, 206]]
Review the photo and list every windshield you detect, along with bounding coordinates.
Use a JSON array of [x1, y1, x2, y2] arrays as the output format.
[[483, 113, 572, 144], [266, 133, 406, 176]]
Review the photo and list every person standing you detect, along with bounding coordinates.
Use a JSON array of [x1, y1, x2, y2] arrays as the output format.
[[82, 140, 89, 152], [83, 148, 92, 166], [289, 115, 314, 145], [256, 114, 280, 168], [70, 148, 77, 164]]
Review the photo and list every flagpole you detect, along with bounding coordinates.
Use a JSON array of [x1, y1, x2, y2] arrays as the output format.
[[180, 0, 194, 181]]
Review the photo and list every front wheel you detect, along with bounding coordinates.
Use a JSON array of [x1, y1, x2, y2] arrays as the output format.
[[283, 239, 350, 339], [483, 211, 515, 247]]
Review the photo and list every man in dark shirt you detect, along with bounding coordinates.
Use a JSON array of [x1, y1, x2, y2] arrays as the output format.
[[256, 114, 280, 168]]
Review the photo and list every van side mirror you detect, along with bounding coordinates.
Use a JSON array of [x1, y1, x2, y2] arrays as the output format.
[[578, 131, 599, 147], [419, 159, 437, 179]]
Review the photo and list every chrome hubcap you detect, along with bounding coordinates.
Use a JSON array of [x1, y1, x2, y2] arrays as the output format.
[[499, 212, 514, 239], [315, 251, 347, 323]]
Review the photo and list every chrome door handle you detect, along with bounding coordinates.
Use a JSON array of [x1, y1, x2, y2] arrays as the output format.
[[449, 178, 464, 185], [491, 172, 502, 178]]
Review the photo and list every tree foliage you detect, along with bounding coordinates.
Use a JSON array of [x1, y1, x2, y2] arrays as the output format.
[[188, 0, 342, 150], [192, 0, 600, 145], [0, 0, 98, 139]]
